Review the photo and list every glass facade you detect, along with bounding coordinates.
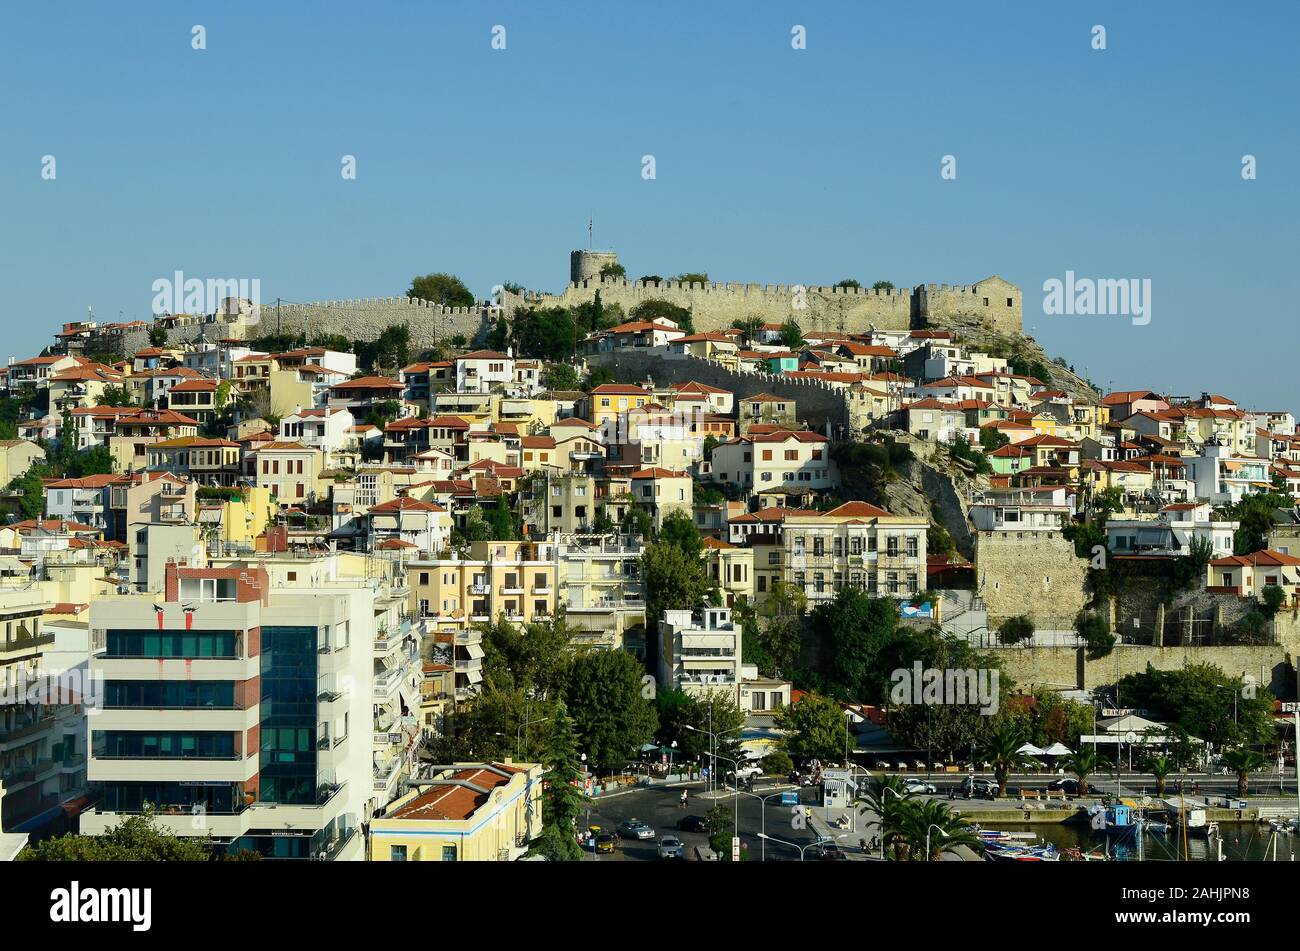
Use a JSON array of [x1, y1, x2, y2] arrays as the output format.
[[103, 680, 236, 709], [258, 626, 318, 805], [105, 629, 239, 659], [95, 730, 237, 760], [101, 781, 244, 814]]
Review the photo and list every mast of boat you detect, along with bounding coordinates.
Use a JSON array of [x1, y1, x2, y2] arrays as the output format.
[[1180, 790, 1189, 861]]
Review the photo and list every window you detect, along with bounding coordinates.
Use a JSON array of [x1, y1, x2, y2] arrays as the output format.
[[441, 845, 457, 861], [391, 845, 408, 861]]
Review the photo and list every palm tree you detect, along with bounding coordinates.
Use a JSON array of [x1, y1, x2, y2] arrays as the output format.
[[1221, 747, 1268, 797], [1059, 745, 1107, 797], [977, 722, 1033, 798], [895, 799, 983, 862], [1145, 754, 1172, 798], [860, 774, 911, 861]]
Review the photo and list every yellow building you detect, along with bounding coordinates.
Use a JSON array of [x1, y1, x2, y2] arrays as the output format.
[[702, 537, 754, 607], [198, 486, 274, 552], [369, 762, 543, 862], [408, 541, 558, 630], [582, 384, 651, 428]]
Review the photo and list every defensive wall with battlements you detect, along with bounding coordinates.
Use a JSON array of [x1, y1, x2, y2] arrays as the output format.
[[79, 248, 1021, 357]]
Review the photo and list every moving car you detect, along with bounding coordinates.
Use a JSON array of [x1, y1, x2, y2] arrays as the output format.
[[817, 841, 848, 861], [903, 779, 937, 794], [1048, 778, 1081, 795], [727, 764, 763, 781], [960, 776, 998, 798], [593, 831, 618, 854], [617, 818, 655, 840], [677, 814, 709, 833], [657, 835, 685, 859]]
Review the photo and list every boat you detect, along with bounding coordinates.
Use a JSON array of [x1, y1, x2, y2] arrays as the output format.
[[982, 840, 1059, 862]]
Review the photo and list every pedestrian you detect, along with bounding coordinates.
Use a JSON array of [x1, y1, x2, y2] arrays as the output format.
[[680, 789, 688, 809]]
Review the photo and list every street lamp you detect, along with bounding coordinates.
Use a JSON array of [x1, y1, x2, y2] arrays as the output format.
[[757, 832, 817, 862], [872, 786, 906, 861], [733, 788, 788, 862], [926, 823, 949, 863], [685, 723, 743, 793]]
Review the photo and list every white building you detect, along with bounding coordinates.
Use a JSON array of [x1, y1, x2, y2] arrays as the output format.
[[1106, 502, 1237, 558], [279, 406, 355, 465], [658, 607, 743, 706], [455, 350, 515, 394]]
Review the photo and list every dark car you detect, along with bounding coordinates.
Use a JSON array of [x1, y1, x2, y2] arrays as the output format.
[[677, 814, 710, 833], [1048, 778, 1081, 795], [818, 841, 848, 861]]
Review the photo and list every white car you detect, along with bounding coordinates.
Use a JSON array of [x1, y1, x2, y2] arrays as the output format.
[[902, 779, 937, 794], [728, 764, 763, 781]]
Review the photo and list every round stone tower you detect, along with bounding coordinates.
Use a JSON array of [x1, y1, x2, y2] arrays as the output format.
[[570, 249, 620, 284]]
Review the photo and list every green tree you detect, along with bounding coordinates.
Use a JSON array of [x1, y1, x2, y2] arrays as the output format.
[[895, 798, 983, 861], [641, 537, 712, 631], [565, 650, 658, 772], [675, 272, 709, 285], [997, 615, 1035, 645], [544, 363, 580, 392], [1059, 744, 1107, 797], [148, 325, 168, 347], [1145, 753, 1173, 797], [872, 281, 894, 291], [1075, 610, 1115, 660], [834, 279, 861, 289], [598, 262, 626, 280], [529, 701, 587, 861], [99, 384, 136, 407], [810, 587, 903, 701], [705, 802, 736, 860], [1221, 747, 1267, 797], [776, 692, 849, 762], [977, 721, 1033, 798], [20, 809, 209, 861], [1118, 663, 1274, 749], [761, 750, 793, 776], [408, 272, 475, 307], [778, 319, 803, 350], [979, 426, 1010, 452], [862, 774, 911, 860]]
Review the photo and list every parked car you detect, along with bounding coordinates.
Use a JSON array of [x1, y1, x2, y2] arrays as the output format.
[[960, 776, 998, 798], [1048, 778, 1081, 794], [903, 779, 937, 794], [657, 835, 685, 859], [617, 818, 655, 840], [677, 814, 710, 833]]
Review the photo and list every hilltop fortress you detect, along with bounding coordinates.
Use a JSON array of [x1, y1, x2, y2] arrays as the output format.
[[522, 250, 1024, 338], [83, 249, 1022, 355]]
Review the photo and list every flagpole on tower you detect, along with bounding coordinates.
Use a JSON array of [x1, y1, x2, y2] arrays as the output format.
[[588, 216, 593, 250]]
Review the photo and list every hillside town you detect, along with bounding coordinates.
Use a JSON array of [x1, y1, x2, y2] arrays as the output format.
[[2, 278, 1298, 865]]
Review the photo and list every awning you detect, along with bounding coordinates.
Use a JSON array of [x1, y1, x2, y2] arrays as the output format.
[[464, 668, 483, 684], [1017, 743, 1046, 756], [465, 643, 485, 659], [1041, 742, 1073, 756]]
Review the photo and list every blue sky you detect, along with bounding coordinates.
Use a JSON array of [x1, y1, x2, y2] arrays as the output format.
[[1, 1, 1296, 411]]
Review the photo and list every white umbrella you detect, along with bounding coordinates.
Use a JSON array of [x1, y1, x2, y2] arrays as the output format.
[[1017, 742, 1046, 756], [1042, 742, 1073, 756]]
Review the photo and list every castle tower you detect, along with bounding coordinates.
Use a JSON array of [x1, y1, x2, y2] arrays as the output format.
[[570, 249, 620, 284]]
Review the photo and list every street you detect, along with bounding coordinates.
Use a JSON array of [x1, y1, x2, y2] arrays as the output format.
[[578, 780, 828, 861]]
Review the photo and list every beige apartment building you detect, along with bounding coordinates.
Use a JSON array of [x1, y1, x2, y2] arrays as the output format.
[[780, 501, 929, 605]]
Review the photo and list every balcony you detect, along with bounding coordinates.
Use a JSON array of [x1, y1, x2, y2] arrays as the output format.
[[0, 714, 56, 745], [470, 583, 491, 595], [373, 666, 404, 696]]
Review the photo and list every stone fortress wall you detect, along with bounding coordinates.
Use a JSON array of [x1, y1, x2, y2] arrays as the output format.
[[82, 248, 1021, 356]]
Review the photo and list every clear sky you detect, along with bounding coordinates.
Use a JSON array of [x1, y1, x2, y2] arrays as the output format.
[[1, 1, 1296, 411]]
